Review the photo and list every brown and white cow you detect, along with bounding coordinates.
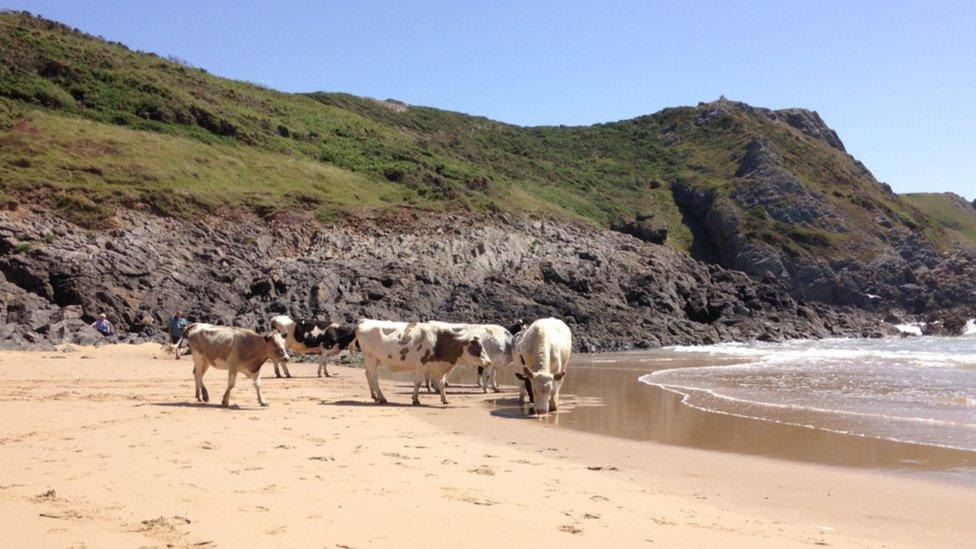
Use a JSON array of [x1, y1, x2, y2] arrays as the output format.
[[354, 319, 491, 405], [426, 320, 514, 393], [269, 315, 357, 378], [178, 323, 290, 407]]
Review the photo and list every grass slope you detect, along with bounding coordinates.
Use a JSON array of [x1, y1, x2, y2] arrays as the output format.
[[902, 193, 976, 249], [0, 10, 956, 259]]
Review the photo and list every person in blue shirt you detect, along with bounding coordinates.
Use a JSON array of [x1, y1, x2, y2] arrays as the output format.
[[90, 313, 114, 336], [169, 310, 188, 344]]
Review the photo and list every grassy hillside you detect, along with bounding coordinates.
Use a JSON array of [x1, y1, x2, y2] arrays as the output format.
[[902, 193, 976, 249], [0, 10, 954, 260]]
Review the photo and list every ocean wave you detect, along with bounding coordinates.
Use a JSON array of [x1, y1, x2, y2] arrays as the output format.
[[646, 337, 976, 452], [639, 377, 976, 453]]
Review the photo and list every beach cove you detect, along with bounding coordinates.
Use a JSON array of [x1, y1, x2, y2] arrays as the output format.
[[1, 343, 974, 548]]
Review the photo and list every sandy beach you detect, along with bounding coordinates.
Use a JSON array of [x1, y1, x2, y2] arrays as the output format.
[[2, 344, 974, 548]]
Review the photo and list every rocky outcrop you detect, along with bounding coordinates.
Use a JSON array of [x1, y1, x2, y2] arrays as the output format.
[[671, 135, 976, 317], [771, 108, 846, 152], [0, 209, 886, 351], [610, 213, 668, 244]]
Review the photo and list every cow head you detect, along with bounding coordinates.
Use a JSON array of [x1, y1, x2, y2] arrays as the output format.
[[264, 332, 290, 363], [519, 366, 565, 414], [270, 315, 297, 341], [507, 319, 528, 336], [462, 336, 492, 368], [321, 323, 357, 356]]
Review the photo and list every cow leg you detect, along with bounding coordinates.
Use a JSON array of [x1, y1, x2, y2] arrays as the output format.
[[364, 357, 386, 404], [424, 374, 433, 393], [222, 369, 237, 407], [478, 366, 486, 393], [411, 369, 424, 406], [318, 354, 331, 378], [489, 366, 500, 393], [281, 362, 291, 378], [193, 354, 209, 403], [364, 369, 377, 400], [273, 361, 283, 378], [253, 371, 269, 407], [434, 376, 448, 405]]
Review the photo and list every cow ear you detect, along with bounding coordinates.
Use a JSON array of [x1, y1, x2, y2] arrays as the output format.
[[553, 371, 566, 381], [522, 366, 534, 379]]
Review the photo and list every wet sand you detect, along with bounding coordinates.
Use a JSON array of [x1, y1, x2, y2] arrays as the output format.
[[466, 351, 976, 483], [2, 344, 976, 547]]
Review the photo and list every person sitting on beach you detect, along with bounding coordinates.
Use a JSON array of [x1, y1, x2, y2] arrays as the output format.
[[90, 313, 114, 336]]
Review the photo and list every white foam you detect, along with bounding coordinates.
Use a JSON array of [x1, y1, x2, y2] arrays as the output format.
[[965, 319, 976, 336], [895, 323, 924, 336], [648, 336, 976, 451]]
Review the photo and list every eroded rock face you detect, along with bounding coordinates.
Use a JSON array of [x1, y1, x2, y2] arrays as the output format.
[[0, 209, 885, 350], [670, 137, 976, 316]]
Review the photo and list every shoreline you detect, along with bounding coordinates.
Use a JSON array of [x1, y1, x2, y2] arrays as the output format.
[[1, 344, 974, 547]]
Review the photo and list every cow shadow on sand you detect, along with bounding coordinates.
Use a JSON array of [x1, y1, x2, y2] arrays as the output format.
[[149, 401, 267, 411], [324, 399, 468, 409]]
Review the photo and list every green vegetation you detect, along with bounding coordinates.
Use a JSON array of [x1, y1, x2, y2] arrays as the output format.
[[902, 193, 976, 248], [0, 10, 964, 262]]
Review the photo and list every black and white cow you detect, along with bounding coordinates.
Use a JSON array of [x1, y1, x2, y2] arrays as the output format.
[[269, 315, 357, 378]]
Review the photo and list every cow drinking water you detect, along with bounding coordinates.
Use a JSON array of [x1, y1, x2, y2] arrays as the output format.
[[513, 318, 572, 414]]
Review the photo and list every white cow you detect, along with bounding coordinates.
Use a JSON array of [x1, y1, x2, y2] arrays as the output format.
[[426, 321, 513, 392], [178, 323, 290, 407], [513, 318, 572, 414], [355, 319, 491, 405], [269, 315, 357, 378]]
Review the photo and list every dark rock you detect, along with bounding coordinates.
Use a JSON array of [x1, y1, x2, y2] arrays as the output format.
[[0, 209, 889, 350], [610, 213, 668, 244]]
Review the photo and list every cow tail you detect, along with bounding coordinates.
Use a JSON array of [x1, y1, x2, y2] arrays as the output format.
[[175, 322, 197, 359]]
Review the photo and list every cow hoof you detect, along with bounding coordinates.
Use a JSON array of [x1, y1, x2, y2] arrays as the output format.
[[221, 402, 229, 408], [260, 402, 270, 407], [378, 399, 388, 405], [412, 399, 421, 406]]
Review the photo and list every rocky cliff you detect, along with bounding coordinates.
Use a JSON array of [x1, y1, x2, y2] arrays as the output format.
[[0, 208, 885, 350]]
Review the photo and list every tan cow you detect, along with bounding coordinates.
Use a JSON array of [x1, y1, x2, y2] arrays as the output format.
[[355, 319, 491, 405], [178, 323, 290, 407], [513, 318, 572, 414]]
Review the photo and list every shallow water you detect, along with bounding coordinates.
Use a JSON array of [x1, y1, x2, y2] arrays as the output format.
[[474, 337, 976, 483]]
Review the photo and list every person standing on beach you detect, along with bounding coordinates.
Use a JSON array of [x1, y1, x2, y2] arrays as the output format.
[[169, 310, 188, 345], [90, 313, 114, 336]]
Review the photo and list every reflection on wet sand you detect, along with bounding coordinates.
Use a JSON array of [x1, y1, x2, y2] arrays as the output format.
[[427, 350, 976, 482]]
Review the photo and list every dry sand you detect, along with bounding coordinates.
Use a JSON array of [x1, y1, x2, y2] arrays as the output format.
[[0, 343, 973, 548]]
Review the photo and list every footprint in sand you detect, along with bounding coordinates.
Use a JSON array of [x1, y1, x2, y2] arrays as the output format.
[[133, 516, 192, 544], [468, 465, 495, 476]]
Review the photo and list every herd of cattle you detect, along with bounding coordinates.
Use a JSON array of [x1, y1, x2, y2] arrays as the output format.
[[175, 316, 573, 414]]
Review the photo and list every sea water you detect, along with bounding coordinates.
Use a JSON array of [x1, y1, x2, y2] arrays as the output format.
[[643, 335, 976, 452]]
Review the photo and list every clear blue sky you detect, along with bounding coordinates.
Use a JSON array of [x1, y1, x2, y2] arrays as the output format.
[[5, 0, 974, 199]]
